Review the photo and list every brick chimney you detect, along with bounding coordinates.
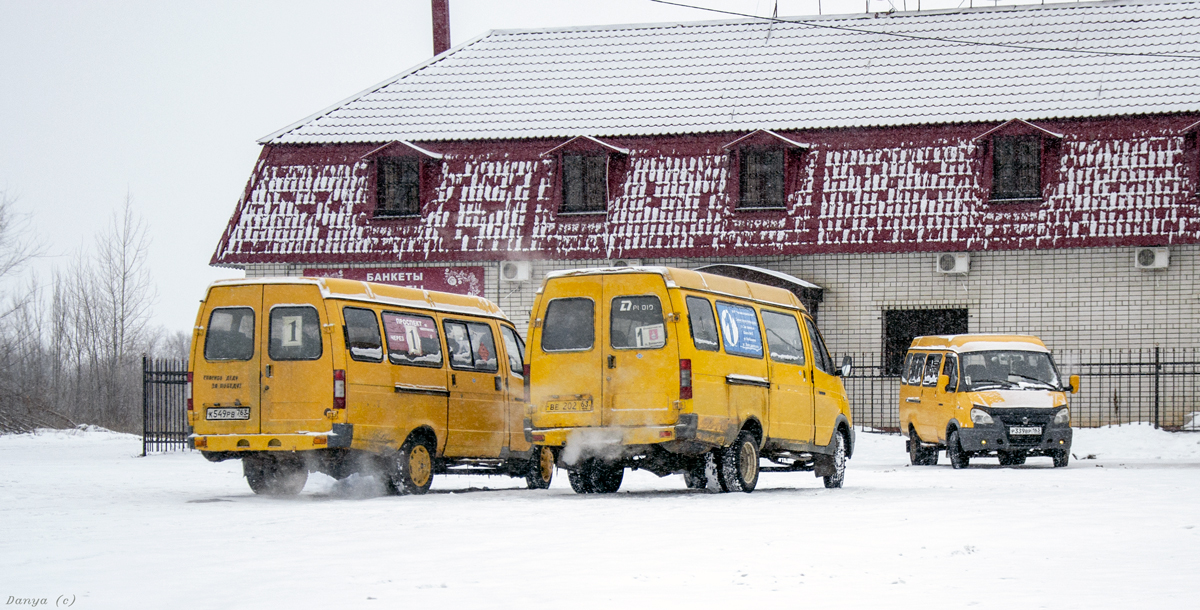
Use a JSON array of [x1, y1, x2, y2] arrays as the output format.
[[432, 0, 451, 55]]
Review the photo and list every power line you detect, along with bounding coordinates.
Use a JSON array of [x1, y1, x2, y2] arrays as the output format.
[[648, 0, 1200, 60]]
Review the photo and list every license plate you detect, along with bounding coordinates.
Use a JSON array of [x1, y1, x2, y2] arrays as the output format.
[[207, 407, 251, 421], [544, 398, 593, 413], [1009, 426, 1042, 436]]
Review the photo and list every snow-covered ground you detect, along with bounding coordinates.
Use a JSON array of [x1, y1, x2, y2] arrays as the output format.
[[2, 425, 1197, 609]]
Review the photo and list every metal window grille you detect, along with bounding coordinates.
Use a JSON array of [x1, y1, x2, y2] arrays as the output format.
[[992, 135, 1041, 200], [739, 148, 785, 209], [561, 154, 607, 213], [376, 157, 420, 216]]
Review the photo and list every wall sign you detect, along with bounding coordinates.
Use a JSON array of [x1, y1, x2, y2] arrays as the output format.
[[303, 266, 485, 297]]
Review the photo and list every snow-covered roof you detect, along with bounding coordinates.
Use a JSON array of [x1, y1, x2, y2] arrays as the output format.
[[263, 0, 1200, 144]]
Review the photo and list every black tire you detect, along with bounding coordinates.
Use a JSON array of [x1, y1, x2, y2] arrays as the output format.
[[717, 431, 760, 493], [908, 428, 938, 466], [243, 455, 307, 496], [525, 446, 555, 490], [823, 431, 847, 489], [947, 429, 969, 469], [998, 451, 1027, 466], [568, 467, 594, 494], [589, 460, 624, 494], [1052, 449, 1070, 468], [388, 436, 435, 495]]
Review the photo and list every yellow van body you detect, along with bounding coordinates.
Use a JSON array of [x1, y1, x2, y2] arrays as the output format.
[[526, 266, 855, 493], [188, 278, 553, 495], [898, 334, 1077, 469]]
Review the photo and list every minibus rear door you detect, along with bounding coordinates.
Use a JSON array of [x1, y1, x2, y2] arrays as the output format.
[[533, 277, 604, 430], [603, 275, 678, 428], [197, 284, 263, 434], [260, 284, 333, 435]]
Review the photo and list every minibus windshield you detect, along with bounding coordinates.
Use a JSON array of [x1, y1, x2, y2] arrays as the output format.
[[960, 350, 1062, 391]]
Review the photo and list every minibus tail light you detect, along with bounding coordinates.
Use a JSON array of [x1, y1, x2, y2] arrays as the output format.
[[679, 359, 692, 400], [523, 364, 531, 402], [333, 369, 346, 409], [186, 372, 193, 411]]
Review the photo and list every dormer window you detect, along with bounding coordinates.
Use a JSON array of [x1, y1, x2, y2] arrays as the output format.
[[722, 130, 810, 211], [975, 119, 1063, 205], [541, 136, 630, 215], [991, 135, 1041, 201], [363, 140, 444, 219], [562, 154, 608, 213], [739, 148, 786, 209], [377, 157, 420, 217]]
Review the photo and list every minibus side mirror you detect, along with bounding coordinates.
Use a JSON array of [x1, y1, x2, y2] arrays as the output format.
[[939, 374, 952, 393], [839, 355, 853, 378], [1067, 374, 1080, 394]]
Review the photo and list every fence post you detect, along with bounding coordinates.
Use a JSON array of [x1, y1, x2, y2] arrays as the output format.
[[1153, 346, 1160, 430], [141, 355, 149, 456]]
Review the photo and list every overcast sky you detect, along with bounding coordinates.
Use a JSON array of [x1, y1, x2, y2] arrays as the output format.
[[0, 0, 1033, 334]]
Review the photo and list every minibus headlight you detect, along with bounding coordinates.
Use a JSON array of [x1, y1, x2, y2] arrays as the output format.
[[970, 407, 993, 425], [1053, 408, 1070, 425]]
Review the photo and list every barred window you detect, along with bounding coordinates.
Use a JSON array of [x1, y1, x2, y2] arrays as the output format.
[[377, 157, 420, 216], [561, 154, 607, 213], [739, 148, 785, 209], [992, 135, 1041, 201]]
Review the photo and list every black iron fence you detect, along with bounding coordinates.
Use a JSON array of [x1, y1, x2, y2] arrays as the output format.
[[839, 348, 1200, 432], [142, 356, 189, 455]]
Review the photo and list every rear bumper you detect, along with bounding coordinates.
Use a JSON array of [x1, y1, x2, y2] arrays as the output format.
[[957, 424, 1072, 454], [528, 424, 678, 447], [192, 423, 353, 452]]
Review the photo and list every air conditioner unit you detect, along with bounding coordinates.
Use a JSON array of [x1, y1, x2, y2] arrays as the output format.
[[935, 253, 970, 275], [610, 259, 642, 267], [500, 260, 532, 282], [1134, 247, 1169, 270]]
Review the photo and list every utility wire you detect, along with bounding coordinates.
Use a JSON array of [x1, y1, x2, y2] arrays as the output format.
[[648, 0, 1200, 60]]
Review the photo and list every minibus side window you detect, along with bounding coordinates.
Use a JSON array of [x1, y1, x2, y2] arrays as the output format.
[[269, 306, 322, 361], [943, 353, 960, 391], [803, 318, 835, 373], [685, 296, 719, 352], [921, 353, 944, 387], [204, 307, 255, 361], [382, 312, 443, 368], [500, 326, 525, 378], [444, 321, 499, 372], [762, 310, 806, 364], [610, 295, 666, 349], [715, 302, 764, 358], [541, 298, 594, 352], [343, 307, 383, 363], [903, 353, 926, 385]]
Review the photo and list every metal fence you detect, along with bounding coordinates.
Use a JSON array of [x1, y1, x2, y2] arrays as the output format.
[[839, 348, 1200, 432], [142, 356, 189, 455]]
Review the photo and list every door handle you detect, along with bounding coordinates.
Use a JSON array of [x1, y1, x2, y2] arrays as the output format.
[[265, 364, 273, 378], [451, 373, 456, 386], [494, 376, 502, 391], [607, 355, 616, 369], [906, 397, 921, 403]]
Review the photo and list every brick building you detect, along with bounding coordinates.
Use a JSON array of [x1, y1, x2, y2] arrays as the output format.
[[212, 0, 1200, 424]]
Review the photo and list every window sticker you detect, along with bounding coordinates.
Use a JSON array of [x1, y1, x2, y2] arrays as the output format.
[[382, 312, 442, 367], [280, 316, 304, 347], [634, 324, 666, 348], [715, 302, 763, 358]]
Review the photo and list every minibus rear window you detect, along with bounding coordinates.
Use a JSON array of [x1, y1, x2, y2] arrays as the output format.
[[382, 312, 443, 368], [269, 306, 323, 361], [685, 296, 719, 352], [541, 298, 594, 352], [204, 307, 255, 361], [343, 307, 383, 363], [611, 296, 666, 349], [762, 310, 806, 364]]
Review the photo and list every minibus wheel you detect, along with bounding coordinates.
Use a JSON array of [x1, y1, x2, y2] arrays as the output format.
[[243, 455, 307, 496], [998, 451, 1026, 466], [389, 437, 435, 495], [525, 446, 555, 490], [823, 432, 846, 489], [683, 455, 710, 490], [718, 431, 760, 493], [568, 458, 623, 494], [947, 430, 969, 469], [1051, 450, 1070, 468]]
